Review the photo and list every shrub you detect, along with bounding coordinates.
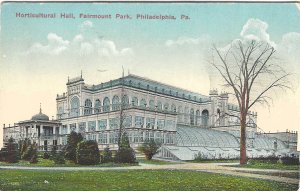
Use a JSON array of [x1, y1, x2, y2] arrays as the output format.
[[43, 152, 50, 159], [22, 144, 36, 161], [281, 156, 299, 165], [101, 146, 113, 163], [29, 147, 38, 164], [115, 147, 136, 163], [138, 139, 161, 160], [115, 132, 136, 163], [65, 131, 83, 163], [76, 140, 100, 165], [19, 138, 31, 158], [53, 151, 65, 164]]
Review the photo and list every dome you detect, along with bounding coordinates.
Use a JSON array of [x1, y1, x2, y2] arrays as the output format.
[[31, 105, 49, 121]]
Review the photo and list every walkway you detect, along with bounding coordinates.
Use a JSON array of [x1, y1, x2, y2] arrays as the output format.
[[0, 162, 298, 185]]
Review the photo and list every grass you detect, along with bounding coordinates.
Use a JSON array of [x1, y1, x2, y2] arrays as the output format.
[[241, 162, 299, 170], [190, 159, 240, 163], [137, 158, 181, 165], [234, 170, 299, 179], [0, 169, 297, 191], [0, 158, 138, 167]]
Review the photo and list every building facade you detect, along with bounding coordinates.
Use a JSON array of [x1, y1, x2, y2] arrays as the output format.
[[3, 74, 298, 160]]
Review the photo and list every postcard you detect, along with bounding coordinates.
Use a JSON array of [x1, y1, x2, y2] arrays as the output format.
[[0, 1, 299, 190]]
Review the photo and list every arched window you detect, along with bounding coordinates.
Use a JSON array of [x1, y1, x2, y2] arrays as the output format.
[[164, 103, 169, 111], [157, 101, 162, 111], [112, 95, 120, 111], [94, 99, 101, 113], [149, 100, 155, 110], [202, 109, 209, 127], [122, 95, 129, 109], [140, 98, 147, 108], [84, 99, 92, 115], [195, 110, 200, 125], [70, 96, 80, 117], [132, 97, 138, 106], [171, 104, 176, 112], [190, 108, 195, 125], [103, 97, 110, 112]]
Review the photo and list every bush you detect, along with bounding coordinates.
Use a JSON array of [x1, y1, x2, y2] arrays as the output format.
[[22, 144, 36, 161], [101, 146, 113, 163], [43, 152, 50, 159], [115, 132, 136, 163], [53, 151, 65, 164], [138, 139, 161, 160], [76, 140, 100, 165], [29, 148, 38, 164], [115, 147, 136, 163], [281, 156, 299, 165]]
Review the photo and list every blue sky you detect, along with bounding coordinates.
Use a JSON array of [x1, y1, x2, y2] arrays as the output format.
[[0, 2, 300, 148]]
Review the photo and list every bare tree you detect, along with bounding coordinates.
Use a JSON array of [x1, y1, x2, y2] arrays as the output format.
[[211, 40, 290, 165]]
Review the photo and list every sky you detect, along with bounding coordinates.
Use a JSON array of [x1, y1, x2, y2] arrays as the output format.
[[0, 2, 300, 148]]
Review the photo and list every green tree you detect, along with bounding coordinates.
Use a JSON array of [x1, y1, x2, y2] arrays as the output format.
[[6, 137, 19, 163], [64, 131, 83, 163], [138, 140, 161, 160], [76, 140, 100, 165], [101, 146, 113, 163], [21, 143, 36, 161]]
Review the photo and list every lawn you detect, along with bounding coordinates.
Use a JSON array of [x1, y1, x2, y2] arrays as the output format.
[[0, 169, 297, 191], [0, 159, 137, 167], [137, 158, 181, 165], [241, 163, 299, 170]]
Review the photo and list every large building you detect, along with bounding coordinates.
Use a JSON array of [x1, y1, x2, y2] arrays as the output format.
[[3, 74, 298, 160]]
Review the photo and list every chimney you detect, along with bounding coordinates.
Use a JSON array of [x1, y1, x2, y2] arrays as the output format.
[[3, 124, 5, 128]]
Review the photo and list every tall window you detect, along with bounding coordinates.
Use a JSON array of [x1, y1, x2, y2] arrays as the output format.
[[88, 121, 96, 132], [123, 116, 132, 128], [98, 119, 107, 130], [94, 99, 101, 113], [202, 109, 209, 126], [112, 95, 120, 111], [164, 103, 169, 111], [140, 98, 147, 108], [109, 118, 119, 129], [196, 110, 200, 125], [171, 104, 176, 112], [79, 122, 86, 133], [190, 108, 195, 125], [84, 99, 92, 115], [149, 100, 155, 110], [184, 106, 189, 124], [157, 119, 165, 130], [132, 97, 138, 106], [178, 106, 183, 123], [157, 101, 162, 111], [146, 118, 155, 129], [70, 96, 80, 117], [135, 116, 144, 128], [103, 97, 110, 112], [122, 95, 129, 109], [98, 133, 107, 144]]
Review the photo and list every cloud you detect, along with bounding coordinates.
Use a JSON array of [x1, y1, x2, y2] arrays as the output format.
[[24, 32, 133, 58], [165, 35, 211, 47], [25, 33, 69, 55], [240, 18, 275, 47]]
